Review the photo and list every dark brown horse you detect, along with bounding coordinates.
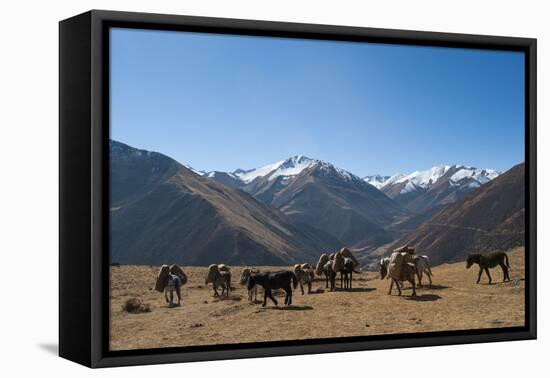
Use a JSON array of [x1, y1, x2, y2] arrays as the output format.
[[247, 271, 298, 307], [466, 252, 511, 284]]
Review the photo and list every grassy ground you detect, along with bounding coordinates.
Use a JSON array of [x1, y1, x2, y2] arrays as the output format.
[[109, 247, 525, 351]]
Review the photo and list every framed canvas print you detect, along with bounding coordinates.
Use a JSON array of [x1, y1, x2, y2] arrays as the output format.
[[59, 10, 537, 368]]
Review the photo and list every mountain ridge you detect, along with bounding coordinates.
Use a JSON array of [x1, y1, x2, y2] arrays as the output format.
[[110, 140, 341, 265], [390, 163, 525, 265]]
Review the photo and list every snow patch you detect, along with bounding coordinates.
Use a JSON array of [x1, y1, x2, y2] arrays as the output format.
[[363, 175, 391, 189], [450, 167, 500, 185], [233, 160, 286, 183], [183, 164, 206, 176], [267, 155, 318, 181], [394, 165, 452, 189]]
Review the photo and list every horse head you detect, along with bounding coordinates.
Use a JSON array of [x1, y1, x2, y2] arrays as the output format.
[[466, 254, 474, 269], [379, 259, 388, 279]]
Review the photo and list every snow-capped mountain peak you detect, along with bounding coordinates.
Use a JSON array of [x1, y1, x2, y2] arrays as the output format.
[[363, 175, 391, 189], [231, 155, 360, 184], [380, 164, 501, 194], [449, 166, 500, 188], [394, 165, 452, 193], [266, 155, 319, 182], [232, 159, 286, 184]]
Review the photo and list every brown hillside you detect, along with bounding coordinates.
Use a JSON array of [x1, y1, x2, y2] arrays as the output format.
[[110, 141, 340, 265], [394, 163, 525, 264]]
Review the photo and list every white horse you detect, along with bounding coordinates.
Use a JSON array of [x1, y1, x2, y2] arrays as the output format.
[[414, 255, 434, 287]]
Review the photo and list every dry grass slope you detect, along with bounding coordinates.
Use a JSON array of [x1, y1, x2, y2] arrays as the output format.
[[110, 247, 525, 351]]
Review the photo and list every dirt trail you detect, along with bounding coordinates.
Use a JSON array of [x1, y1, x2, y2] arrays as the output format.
[[425, 222, 489, 233], [110, 247, 525, 351]]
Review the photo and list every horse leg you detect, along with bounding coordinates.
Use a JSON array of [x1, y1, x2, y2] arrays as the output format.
[[165, 289, 169, 303], [288, 286, 292, 306], [176, 285, 181, 306], [284, 288, 290, 306], [388, 279, 394, 295], [307, 281, 312, 294], [262, 289, 268, 307], [300, 283, 304, 295], [477, 266, 483, 284], [485, 268, 492, 284], [417, 270, 423, 287], [396, 279, 402, 296], [284, 287, 292, 306], [410, 279, 416, 296], [169, 291, 174, 307], [427, 270, 433, 286], [267, 289, 278, 306], [500, 263, 510, 282]]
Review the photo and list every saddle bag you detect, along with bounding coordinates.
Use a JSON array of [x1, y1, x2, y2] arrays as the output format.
[[169, 264, 188, 286], [155, 265, 170, 292]]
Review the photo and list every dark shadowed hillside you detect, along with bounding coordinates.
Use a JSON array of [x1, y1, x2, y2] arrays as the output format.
[[391, 163, 525, 264], [110, 141, 340, 265], [110, 140, 181, 207]]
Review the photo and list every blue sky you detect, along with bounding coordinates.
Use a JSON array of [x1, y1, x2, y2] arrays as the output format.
[[110, 28, 525, 176]]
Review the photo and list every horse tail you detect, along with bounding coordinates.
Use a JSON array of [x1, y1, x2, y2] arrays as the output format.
[[504, 253, 511, 269], [291, 272, 298, 289]]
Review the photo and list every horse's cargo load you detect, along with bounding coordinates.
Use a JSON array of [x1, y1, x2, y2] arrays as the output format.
[[339, 248, 359, 267], [169, 264, 187, 286], [300, 263, 313, 271], [155, 265, 170, 292], [218, 264, 231, 272], [388, 252, 415, 280], [315, 254, 330, 276], [394, 244, 416, 255], [206, 264, 219, 284]]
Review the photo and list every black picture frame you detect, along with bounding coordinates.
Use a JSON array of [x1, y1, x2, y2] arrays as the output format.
[[59, 9, 537, 368]]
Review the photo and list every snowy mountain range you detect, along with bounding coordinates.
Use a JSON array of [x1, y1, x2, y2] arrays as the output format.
[[198, 159, 501, 204], [200, 155, 363, 187], [364, 165, 500, 194], [179, 154, 502, 223], [198, 155, 405, 246], [365, 165, 502, 221]]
